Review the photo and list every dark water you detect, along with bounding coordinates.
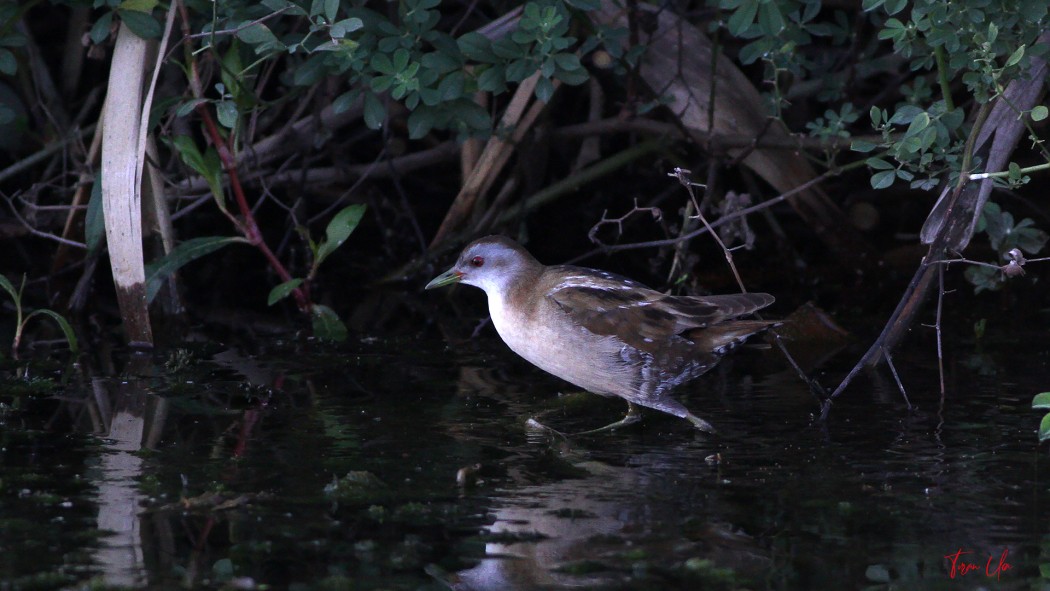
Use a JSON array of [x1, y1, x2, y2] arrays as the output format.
[[2, 325, 1049, 590]]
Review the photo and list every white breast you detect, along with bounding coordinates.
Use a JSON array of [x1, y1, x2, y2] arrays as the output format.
[[486, 290, 628, 397]]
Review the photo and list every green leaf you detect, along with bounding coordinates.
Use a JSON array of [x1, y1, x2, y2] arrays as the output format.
[[866, 157, 894, 170], [552, 52, 580, 72], [0, 49, 14, 77], [492, 38, 525, 60], [145, 236, 246, 303], [311, 304, 348, 342], [237, 23, 280, 47], [315, 204, 366, 267], [897, 135, 922, 154], [540, 57, 555, 78], [324, 0, 338, 22], [964, 265, 1000, 294], [534, 76, 555, 103], [86, 172, 105, 252], [904, 112, 930, 137], [865, 564, 890, 584], [421, 50, 460, 74], [90, 12, 114, 44], [0, 104, 14, 126], [1040, 413, 1050, 442], [117, 8, 161, 39], [175, 98, 208, 118], [262, 0, 306, 15], [371, 52, 395, 74], [24, 309, 78, 356], [0, 274, 17, 305], [554, 65, 588, 85], [437, 71, 465, 100], [391, 48, 410, 71], [883, 0, 907, 15], [757, 2, 784, 35], [851, 139, 878, 153], [220, 46, 243, 103], [363, 92, 385, 129], [407, 108, 434, 139], [371, 74, 394, 94], [292, 54, 327, 86], [726, 0, 759, 36], [477, 65, 506, 92], [332, 90, 358, 114], [1031, 106, 1048, 121], [216, 100, 238, 129], [1033, 392, 1050, 409], [458, 32, 494, 62], [330, 18, 363, 38], [170, 135, 224, 204], [870, 106, 883, 126], [213, 558, 234, 579], [737, 38, 769, 65], [268, 279, 304, 306], [565, 0, 600, 9], [172, 135, 205, 173], [1016, 225, 1048, 254], [888, 105, 923, 125], [119, 0, 157, 12], [1006, 45, 1026, 68], [870, 170, 895, 189]]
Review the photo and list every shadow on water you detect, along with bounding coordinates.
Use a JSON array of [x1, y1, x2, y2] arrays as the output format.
[[2, 322, 1050, 590]]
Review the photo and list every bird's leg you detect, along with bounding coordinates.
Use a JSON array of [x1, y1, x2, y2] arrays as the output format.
[[526, 402, 643, 437], [572, 402, 644, 436]]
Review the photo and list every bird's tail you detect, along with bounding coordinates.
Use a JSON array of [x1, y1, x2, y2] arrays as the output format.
[[688, 320, 779, 355]]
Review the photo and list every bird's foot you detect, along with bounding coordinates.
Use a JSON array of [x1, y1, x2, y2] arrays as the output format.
[[571, 404, 644, 437], [525, 405, 643, 438], [525, 417, 569, 438]]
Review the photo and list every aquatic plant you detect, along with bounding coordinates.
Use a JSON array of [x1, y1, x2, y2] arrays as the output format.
[[0, 275, 77, 360]]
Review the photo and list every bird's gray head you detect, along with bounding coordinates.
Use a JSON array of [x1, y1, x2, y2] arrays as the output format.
[[425, 235, 539, 294]]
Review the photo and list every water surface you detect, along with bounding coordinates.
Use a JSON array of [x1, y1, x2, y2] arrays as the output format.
[[1, 326, 1048, 590]]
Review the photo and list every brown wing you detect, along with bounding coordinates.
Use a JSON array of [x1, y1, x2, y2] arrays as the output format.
[[665, 293, 776, 324], [545, 266, 774, 351]]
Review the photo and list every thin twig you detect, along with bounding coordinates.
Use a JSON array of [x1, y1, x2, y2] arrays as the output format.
[[183, 7, 291, 41], [4, 192, 87, 249], [882, 346, 912, 409], [551, 117, 888, 151], [573, 156, 872, 261], [936, 264, 946, 395], [587, 199, 662, 244], [668, 167, 745, 292], [773, 331, 828, 404], [0, 124, 96, 185]]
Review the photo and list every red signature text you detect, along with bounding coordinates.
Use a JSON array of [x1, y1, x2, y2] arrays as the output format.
[[944, 548, 1012, 580]]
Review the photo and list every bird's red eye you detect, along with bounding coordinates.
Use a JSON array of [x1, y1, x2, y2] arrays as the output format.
[[470, 256, 484, 267]]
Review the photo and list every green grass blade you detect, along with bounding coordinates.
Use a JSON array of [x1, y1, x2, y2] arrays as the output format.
[[24, 309, 79, 356], [145, 236, 247, 303]]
